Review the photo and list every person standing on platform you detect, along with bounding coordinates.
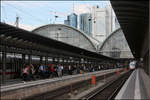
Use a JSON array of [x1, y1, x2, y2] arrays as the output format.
[[39, 64, 46, 78], [60, 64, 64, 76], [54, 64, 58, 77], [49, 64, 55, 78], [57, 64, 62, 77], [77, 65, 80, 74], [68, 65, 72, 75], [129, 60, 136, 70], [30, 64, 35, 80], [22, 64, 30, 81]]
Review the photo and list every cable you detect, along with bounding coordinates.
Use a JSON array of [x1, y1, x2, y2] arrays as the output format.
[[4, 3, 46, 24], [1, 6, 8, 22]]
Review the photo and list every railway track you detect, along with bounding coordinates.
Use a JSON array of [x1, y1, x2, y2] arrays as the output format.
[[82, 71, 132, 100], [26, 71, 118, 100]]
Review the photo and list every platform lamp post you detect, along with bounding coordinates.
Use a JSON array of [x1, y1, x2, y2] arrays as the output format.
[[57, 28, 61, 41]]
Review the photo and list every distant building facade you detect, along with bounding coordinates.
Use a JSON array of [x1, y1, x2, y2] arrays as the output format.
[[91, 6, 106, 42], [115, 17, 120, 29], [79, 13, 92, 36], [64, 13, 77, 28], [64, 5, 120, 43], [91, 5, 119, 42]]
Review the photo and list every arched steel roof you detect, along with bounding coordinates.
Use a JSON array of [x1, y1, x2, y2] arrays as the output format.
[[110, 1, 149, 58], [0, 22, 115, 61], [99, 28, 121, 50], [98, 27, 133, 58], [32, 24, 98, 51]]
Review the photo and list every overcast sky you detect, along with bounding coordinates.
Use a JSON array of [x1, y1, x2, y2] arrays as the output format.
[[1, 1, 110, 31]]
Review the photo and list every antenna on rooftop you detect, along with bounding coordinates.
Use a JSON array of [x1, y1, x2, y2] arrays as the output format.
[[54, 12, 58, 24], [73, 1, 75, 13], [15, 15, 19, 28]]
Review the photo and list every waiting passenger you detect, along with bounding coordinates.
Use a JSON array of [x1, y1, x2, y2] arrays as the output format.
[[57, 64, 62, 77], [39, 64, 46, 78], [68, 65, 72, 75], [98, 65, 101, 70], [76, 65, 80, 74], [30, 64, 35, 80], [22, 64, 30, 81], [49, 64, 55, 78], [54, 64, 58, 77], [60, 64, 64, 76], [44, 65, 50, 78], [73, 65, 77, 74], [83, 64, 86, 72]]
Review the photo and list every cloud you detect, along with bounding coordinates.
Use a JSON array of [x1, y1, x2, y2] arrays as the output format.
[[2, 1, 51, 8], [6, 22, 37, 31], [74, 4, 92, 15], [74, 2, 111, 15]]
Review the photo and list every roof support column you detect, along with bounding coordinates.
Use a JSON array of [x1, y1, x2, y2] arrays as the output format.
[[22, 54, 25, 69], [28, 54, 32, 65], [61, 57, 64, 64], [40, 56, 43, 64], [45, 56, 48, 65], [2, 44, 6, 84], [52, 57, 55, 64]]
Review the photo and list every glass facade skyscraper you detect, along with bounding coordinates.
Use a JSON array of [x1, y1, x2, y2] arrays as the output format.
[[79, 13, 92, 36], [64, 13, 77, 28]]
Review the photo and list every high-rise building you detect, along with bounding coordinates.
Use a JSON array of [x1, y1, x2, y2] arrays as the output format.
[[64, 13, 77, 28], [91, 5, 119, 42], [115, 17, 120, 29], [64, 20, 70, 26], [92, 6, 106, 42], [79, 13, 92, 36], [105, 5, 116, 37]]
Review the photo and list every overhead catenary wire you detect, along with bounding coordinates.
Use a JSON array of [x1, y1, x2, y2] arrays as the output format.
[[4, 3, 46, 24], [1, 6, 8, 23], [3, 3, 69, 25]]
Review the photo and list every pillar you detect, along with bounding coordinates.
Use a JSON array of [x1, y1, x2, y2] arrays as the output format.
[[52, 57, 55, 64], [22, 54, 25, 70], [40, 56, 43, 64], [62, 58, 64, 64], [2, 46, 6, 84], [22, 54, 25, 64], [28, 55, 32, 64], [45, 56, 48, 65]]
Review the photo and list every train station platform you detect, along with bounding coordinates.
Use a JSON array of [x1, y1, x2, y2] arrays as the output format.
[[1, 68, 122, 100], [115, 68, 150, 99]]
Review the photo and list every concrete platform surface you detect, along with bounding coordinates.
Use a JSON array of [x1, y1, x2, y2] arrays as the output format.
[[115, 68, 150, 99], [1, 68, 121, 100]]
